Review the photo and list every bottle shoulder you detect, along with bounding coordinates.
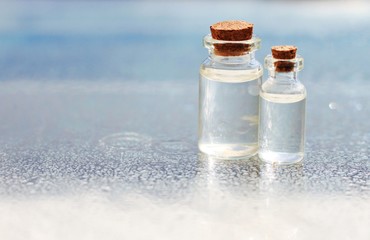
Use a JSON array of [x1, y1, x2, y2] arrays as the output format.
[[261, 77, 306, 95], [260, 78, 306, 103], [200, 60, 263, 83]]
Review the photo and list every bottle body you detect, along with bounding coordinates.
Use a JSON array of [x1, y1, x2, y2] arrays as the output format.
[[259, 90, 306, 164], [258, 55, 306, 164], [199, 54, 262, 159]]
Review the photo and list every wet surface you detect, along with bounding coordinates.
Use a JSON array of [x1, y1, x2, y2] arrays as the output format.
[[0, 80, 369, 239], [0, 1, 369, 240]]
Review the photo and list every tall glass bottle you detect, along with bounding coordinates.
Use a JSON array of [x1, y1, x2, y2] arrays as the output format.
[[198, 21, 262, 159], [259, 46, 305, 164]]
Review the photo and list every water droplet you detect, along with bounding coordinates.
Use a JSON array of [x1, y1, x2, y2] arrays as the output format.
[[99, 132, 152, 151], [329, 102, 338, 110]]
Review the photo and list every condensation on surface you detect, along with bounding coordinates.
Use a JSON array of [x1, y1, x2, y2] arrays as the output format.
[[0, 80, 369, 240]]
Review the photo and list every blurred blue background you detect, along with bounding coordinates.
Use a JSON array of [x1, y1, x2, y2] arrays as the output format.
[[0, 1, 369, 82]]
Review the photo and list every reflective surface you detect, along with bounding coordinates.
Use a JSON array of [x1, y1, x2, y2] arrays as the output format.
[[0, 1, 369, 240]]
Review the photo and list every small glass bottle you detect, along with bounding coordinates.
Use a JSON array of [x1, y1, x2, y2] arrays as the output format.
[[198, 21, 262, 159], [259, 46, 306, 164]]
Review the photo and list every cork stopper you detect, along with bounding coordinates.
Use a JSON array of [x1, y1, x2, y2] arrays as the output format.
[[210, 20, 254, 56], [271, 45, 297, 72], [210, 20, 253, 41]]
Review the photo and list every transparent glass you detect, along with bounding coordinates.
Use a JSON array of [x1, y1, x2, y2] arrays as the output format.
[[258, 55, 306, 164], [198, 34, 262, 159]]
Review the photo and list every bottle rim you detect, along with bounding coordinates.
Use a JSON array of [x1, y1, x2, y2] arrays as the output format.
[[203, 34, 261, 54]]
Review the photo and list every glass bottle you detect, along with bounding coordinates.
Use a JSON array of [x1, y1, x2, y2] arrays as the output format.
[[198, 34, 262, 159], [258, 47, 305, 164]]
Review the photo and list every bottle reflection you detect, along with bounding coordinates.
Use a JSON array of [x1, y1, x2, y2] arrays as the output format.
[[258, 161, 303, 239], [198, 153, 303, 196], [196, 154, 304, 239], [197, 153, 260, 200], [259, 161, 303, 195]]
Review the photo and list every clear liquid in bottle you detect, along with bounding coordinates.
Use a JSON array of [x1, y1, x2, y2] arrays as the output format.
[[258, 92, 306, 164], [198, 67, 262, 159]]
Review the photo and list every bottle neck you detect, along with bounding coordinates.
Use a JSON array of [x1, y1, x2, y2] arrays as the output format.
[[209, 51, 256, 64], [264, 54, 304, 83], [269, 70, 298, 82], [203, 34, 261, 65]]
